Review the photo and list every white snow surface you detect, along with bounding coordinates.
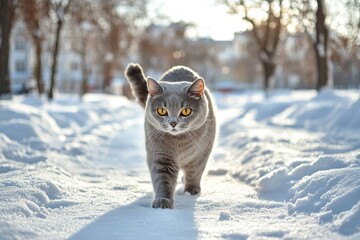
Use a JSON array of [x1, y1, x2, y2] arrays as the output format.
[[0, 89, 359, 239]]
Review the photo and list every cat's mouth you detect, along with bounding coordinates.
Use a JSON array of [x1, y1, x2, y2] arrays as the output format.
[[169, 128, 181, 135], [162, 127, 184, 135], [160, 124, 188, 135]]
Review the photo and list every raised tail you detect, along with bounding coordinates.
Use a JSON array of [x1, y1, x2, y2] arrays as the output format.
[[125, 63, 148, 108]]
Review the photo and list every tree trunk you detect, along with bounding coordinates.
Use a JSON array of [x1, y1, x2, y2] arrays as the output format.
[[261, 60, 276, 91], [103, 62, 111, 92], [0, 0, 12, 99], [314, 43, 328, 91], [315, 0, 329, 91], [48, 19, 63, 100], [80, 40, 87, 99], [34, 39, 44, 94]]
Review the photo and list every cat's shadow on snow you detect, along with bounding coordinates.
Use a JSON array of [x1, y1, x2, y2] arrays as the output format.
[[69, 188, 199, 240]]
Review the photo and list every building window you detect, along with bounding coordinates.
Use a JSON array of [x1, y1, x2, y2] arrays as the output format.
[[15, 38, 27, 51], [15, 60, 27, 72]]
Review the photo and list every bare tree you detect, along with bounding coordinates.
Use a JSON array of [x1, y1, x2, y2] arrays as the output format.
[[224, 0, 285, 91], [18, 0, 51, 95], [314, 0, 329, 90], [339, 0, 360, 88], [100, 0, 124, 91], [79, 23, 92, 99], [98, 0, 147, 92], [291, 0, 331, 91], [0, 0, 18, 99], [48, 0, 72, 100], [68, 0, 95, 98], [344, 0, 360, 51], [63, 0, 147, 96]]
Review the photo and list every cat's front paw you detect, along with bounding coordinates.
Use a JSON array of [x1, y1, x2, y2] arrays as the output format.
[[185, 185, 201, 195], [152, 198, 174, 209]]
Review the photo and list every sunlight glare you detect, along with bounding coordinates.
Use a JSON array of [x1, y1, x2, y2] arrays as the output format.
[[149, 0, 247, 40]]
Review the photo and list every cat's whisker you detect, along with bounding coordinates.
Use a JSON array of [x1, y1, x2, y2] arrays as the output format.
[[146, 131, 159, 150], [186, 131, 202, 152], [149, 131, 165, 160], [147, 131, 161, 149], [205, 118, 216, 123], [146, 129, 162, 142]]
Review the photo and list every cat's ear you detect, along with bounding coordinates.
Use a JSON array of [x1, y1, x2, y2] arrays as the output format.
[[187, 78, 205, 99], [147, 77, 163, 97]]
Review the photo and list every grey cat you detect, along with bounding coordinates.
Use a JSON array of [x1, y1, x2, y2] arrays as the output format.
[[125, 63, 216, 209]]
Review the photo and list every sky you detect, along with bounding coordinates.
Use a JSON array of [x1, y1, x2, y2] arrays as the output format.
[[148, 0, 248, 41], [147, 0, 352, 42]]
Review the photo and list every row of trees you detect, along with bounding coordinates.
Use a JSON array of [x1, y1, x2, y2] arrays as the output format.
[[126, 0, 360, 91], [224, 0, 360, 91], [0, 0, 147, 100], [0, 0, 76, 99], [1, 0, 359, 99]]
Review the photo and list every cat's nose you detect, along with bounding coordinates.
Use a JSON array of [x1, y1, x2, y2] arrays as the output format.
[[169, 122, 177, 128]]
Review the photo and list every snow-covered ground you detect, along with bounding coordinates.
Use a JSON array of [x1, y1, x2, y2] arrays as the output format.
[[0, 90, 359, 239]]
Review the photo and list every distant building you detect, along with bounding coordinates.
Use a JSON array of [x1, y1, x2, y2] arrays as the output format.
[[9, 20, 103, 94], [10, 21, 32, 93], [9, 20, 359, 94]]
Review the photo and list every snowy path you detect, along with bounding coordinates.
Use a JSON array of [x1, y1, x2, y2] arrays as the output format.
[[66, 97, 351, 239], [1, 91, 359, 239], [66, 121, 345, 240]]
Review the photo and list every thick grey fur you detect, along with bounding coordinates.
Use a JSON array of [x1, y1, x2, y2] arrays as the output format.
[[125, 63, 216, 209], [124, 63, 148, 107]]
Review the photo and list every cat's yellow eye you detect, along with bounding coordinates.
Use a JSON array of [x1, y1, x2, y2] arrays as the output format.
[[181, 108, 192, 117], [157, 107, 168, 116]]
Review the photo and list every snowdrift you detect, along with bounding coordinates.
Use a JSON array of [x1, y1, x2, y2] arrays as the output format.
[[0, 90, 359, 239], [217, 89, 360, 236]]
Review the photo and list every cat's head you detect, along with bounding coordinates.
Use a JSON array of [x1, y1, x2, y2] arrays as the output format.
[[145, 78, 209, 135]]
